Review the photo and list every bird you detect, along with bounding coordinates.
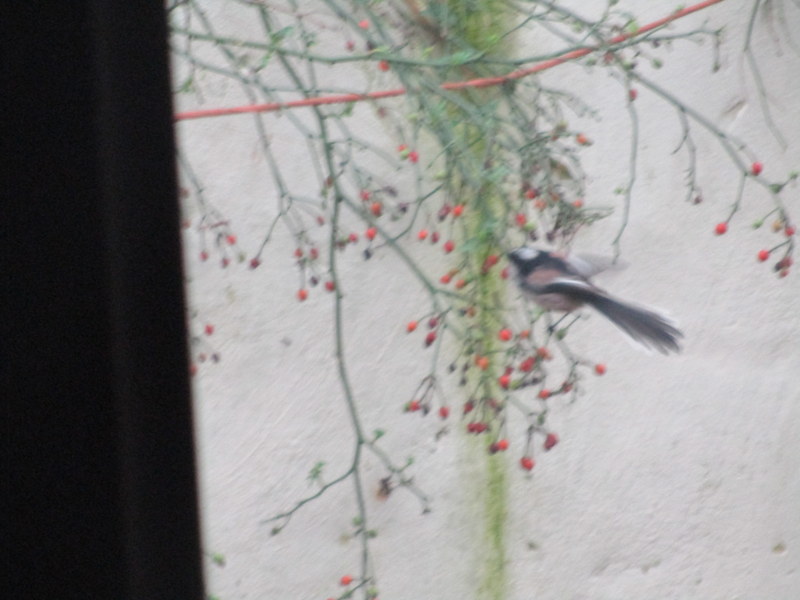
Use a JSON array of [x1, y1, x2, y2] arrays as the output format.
[[507, 247, 682, 354]]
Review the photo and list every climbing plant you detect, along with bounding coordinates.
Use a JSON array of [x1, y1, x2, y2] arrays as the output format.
[[169, 1, 797, 598]]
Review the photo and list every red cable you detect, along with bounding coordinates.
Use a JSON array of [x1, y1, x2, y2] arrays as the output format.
[[174, 0, 725, 121]]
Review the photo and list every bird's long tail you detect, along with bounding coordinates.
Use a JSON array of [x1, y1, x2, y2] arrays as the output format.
[[585, 293, 683, 354]]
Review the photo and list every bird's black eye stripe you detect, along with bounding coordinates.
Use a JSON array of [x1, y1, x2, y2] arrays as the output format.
[[511, 251, 575, 277]]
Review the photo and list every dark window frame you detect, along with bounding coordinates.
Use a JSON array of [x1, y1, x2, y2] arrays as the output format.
[[7, 4, 204, 598]]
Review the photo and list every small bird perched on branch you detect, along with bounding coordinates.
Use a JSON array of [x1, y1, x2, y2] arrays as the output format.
[[507, 247, 683, 354]]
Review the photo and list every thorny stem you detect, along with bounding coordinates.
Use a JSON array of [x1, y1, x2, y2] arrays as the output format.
[[612, 79, 640, 258], [633, 71, 789, 219], [744, 0, 787, 149], [263, 5, 376, 591]]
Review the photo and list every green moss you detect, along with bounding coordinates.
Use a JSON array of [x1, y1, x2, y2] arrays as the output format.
[[435, 3, 514, 598], [444, 0, 510, 53], [481, 452, 508, 600]]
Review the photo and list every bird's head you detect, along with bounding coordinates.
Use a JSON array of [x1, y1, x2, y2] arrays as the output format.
[[507, 247, 549, 275]]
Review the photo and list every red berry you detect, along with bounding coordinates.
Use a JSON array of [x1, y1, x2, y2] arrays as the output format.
[[417, 229, 429, 241], [482, 254, 499, 272], [536, 347, 552, 360], [538, 388, 551, 400], [515, 213, 527, 227], [200, 250, 209, 262], [525, 188, 537, 200], [406, 320, 418, 333], [225, 234, 237, 245], [520, 456, 535, 471], [348, 232, 359, 243], [475, 356, 489, 370], [358, 19, 369, 29], [297, 289, 308, 301], [345, 40, 355, 52], [576, 133, 589, 145], [428, 317, 438, 329], [715, 222, 728, 235], [572, 199, 584, 208], [249, 257, 261, 269], [628, 88, 638, 101], [463, 400, 474, 414], [340, 574, 354, 586], [378, 59, 390, 72], [425, 331, 437, 347], [443, 240, 455, 253], [407, 400, 421, 412], [519, 356, 536, 372], [359, 189, 371, 201], [189, 364, 198, 376], [408, 150, 419, 163], [221, 257, 230, 268], [757, 249, 770, 262], [786, 225, 797, 237], [204, 324, 214, 336], [751, 162, 763, 176], [454, 278, 467, 289], [594, 363, 607, 375], [452, 204, 465, 217], [440, 273, 452, 284], [498, 328, 512, 341], [431, 231, 440, 243], [325, 281, 335, 292], [498, 374, 511, 389], [438, 406, 450, 419], [365, 227, 377, 240], [496, 438, 509, 451], [294, 248, 303, 258], [500, 266, 509, 279], [309, 247, 319, 260], [370, 202, 382, 217], [543, 432, 559, 451]]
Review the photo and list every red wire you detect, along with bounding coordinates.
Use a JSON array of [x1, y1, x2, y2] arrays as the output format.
[[174, 0, 725, 121]]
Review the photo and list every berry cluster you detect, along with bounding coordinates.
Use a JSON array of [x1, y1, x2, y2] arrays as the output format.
[[188, 321, 221, 376], [404, 314, 609, 471], [190, 215, 244, 269], [713, 162, 795, 278]]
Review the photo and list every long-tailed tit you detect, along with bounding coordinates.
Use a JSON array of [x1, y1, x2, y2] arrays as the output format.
[[507, 247, 682, 354]]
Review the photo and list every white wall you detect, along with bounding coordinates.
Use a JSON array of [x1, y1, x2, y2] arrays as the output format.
[[174, 1, 800, 598]]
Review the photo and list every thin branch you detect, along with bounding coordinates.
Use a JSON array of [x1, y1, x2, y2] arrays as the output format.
[[175, 0, 728, 120]]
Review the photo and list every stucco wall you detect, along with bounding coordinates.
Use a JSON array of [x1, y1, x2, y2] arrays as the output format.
[[173, 1, 800, 598]]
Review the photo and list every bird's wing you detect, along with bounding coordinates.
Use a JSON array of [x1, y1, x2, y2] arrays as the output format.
[[565, 253, 626, 278]]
